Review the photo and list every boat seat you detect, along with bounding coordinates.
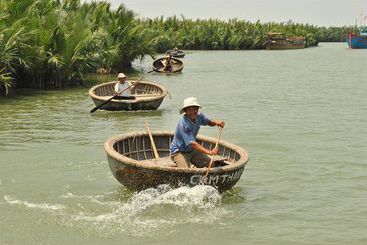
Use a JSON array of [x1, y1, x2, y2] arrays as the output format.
[[140, 156, 177, 167], [99, 94, 160, 100], [139, 155, 232, 168], [190, 156, 232, 168], [213, 156, 229, 162]]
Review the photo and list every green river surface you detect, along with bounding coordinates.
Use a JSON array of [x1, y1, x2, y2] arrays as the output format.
[[0, 43, 366, 244]]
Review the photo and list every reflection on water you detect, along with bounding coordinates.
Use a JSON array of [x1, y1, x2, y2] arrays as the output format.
[[91, 108, 164, 120], [0, 89, 167, 151], [221, 187, 247, 204]]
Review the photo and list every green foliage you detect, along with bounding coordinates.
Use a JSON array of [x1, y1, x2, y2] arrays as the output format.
[[0, 0, 153, 92], [139, 16, 355, 50], [0, 68, 13, 95]]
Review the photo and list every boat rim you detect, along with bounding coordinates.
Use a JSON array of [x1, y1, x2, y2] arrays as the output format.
[[152, 57, 184, 72], [88, 81, 168, 102], [166, 50, 185, 54], [153, 57, 183, 63], [104, 130, 249, 174]]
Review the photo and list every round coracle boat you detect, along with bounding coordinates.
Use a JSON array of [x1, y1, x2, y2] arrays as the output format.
[[89, 81, 167, 111], [165, 49, 185, 58], [152, 57, 184, 73], [104, 131, 249, 192]]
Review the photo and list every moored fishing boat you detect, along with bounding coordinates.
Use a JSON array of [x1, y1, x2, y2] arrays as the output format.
[[266, 32, 306, 50], [152, 57, 184, 73], [89, 81, 167, 111], [165, 49, 185, 58], [346, 29, 367, 49], [104, 131, 249, 192]]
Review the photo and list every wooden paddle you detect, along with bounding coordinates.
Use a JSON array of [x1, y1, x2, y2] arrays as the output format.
[[145, 121, 159, 159], [90, 77, 143, 113], [204, 127, 223, 182]]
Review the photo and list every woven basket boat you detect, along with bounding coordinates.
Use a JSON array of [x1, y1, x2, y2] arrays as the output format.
[[89, 81, 167, 111], [152, 57, 184, 73], [105, 131, 249, 192], [165, 49, 185, 58]]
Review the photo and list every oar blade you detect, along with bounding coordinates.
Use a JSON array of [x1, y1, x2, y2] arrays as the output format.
[[90, 97, 113, 113], [90, 106, 99, 113]]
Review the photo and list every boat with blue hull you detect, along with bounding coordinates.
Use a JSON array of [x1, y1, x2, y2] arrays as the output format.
[[347, 28, 367, 49]]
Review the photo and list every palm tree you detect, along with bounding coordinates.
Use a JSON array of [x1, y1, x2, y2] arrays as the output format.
[[106, 5, 156, 70]]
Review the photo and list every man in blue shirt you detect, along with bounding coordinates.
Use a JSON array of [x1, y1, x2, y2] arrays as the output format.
[[170, 97, 225, 168]]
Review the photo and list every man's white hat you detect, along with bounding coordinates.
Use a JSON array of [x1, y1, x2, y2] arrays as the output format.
[[117, 73, 126, 79], [179, 97, 202, 114]]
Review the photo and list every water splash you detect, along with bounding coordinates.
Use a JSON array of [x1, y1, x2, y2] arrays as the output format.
[[62, 185, 228, 237], [3, 185, 231, 237]]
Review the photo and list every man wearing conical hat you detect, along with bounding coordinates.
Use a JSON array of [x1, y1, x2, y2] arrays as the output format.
[[114, 72, 137, 99], [169, 97, 225, 168]]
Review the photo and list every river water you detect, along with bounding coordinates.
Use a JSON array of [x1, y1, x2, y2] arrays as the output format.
[[0, 43, 366, 244]]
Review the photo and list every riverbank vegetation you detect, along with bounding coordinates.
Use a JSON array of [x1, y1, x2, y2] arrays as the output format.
[[0, 0, 154, 94], [0, 0, 358, 95], [142, 17, 358, 52]]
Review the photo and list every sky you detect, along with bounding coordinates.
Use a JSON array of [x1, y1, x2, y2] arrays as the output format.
[[99, 0, 367, 27]]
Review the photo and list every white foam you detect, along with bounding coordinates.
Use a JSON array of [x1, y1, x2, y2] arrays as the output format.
[[129, 184, 221, 210], [63, 185, 228, 237], [4, 195, 65, 211], [60, 191, 121, 207], [3, 186, 229, 237]]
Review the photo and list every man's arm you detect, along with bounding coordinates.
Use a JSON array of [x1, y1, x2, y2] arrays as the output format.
[[208, 120, 225, 128], [190, 141, 218, 155], [161, 60, 167, 66], [114, 83, 120, 95]]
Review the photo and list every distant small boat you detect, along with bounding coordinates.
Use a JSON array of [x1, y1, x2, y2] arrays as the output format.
[[346, 32, 367, 49], [152, 57, 184, 73], [105, 131, 249, 192], [89, 81, 167, 111], [266, 32, 306, 50], [165, 49, 185, 58]]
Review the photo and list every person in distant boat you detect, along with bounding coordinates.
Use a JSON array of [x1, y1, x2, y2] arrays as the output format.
[[172, 47, 179, 55], [161, 55, 174, 71], [169, 97, 225, 168], [114, 73, 137, 100]]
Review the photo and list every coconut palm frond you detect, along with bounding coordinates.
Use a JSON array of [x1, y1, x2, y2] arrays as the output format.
[[0, 68, 14, 95]]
